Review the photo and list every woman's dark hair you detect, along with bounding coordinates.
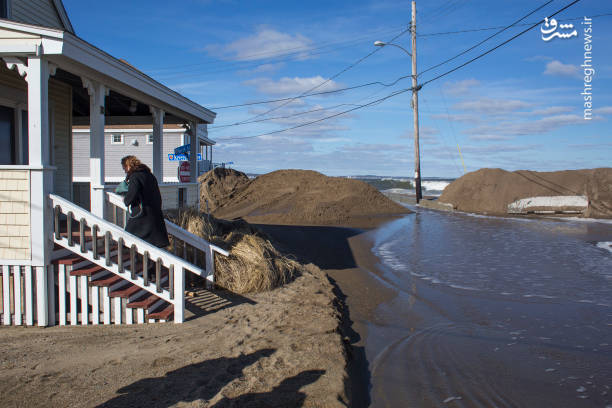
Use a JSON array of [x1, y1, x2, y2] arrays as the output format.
[[121, 155, 151, 175]]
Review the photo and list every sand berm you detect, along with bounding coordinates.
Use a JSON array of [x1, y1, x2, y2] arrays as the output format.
[[438, 167, 612, 218], [200, 168, 411, 227]]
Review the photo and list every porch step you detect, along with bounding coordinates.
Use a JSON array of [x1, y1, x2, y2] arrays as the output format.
[[53, 254, 86, 265], [127, 292, 162, 309], [147, 303, 173, 321], [90, 273, 123, 287], [110, 283, 142, 298], [70, 264, 105, 277]]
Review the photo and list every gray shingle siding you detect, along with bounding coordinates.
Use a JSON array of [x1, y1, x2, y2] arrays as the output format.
[[72, 131, 186, 182], [11, 0, 64, 30], [49, 78, 72, 199]]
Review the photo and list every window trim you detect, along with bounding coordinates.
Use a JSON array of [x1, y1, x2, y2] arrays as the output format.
[[110, 133, 124, 145], [146, 133, 154, 144]]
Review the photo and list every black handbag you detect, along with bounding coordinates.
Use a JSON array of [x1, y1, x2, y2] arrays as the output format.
[[128, 191, 145, 219], [128, 202, 144, 219]]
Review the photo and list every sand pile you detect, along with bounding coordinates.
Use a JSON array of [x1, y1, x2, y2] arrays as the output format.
[[198, 167, 250, 212], [172, 208, 299, 294], [439, 168, 612, 218], [200, 169, 411, 226]]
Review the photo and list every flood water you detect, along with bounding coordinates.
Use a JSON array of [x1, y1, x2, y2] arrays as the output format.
[[366, 208, 612, 407]]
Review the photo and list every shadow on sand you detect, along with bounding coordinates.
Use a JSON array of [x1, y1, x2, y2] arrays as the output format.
[[254, 224, 362, 269], [97, 348, 279, 407], [184, 287, 256, 321], [211, 369, 326, 407], [254, 223, 372, 407]]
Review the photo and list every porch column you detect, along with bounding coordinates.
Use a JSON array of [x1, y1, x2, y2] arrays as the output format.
[[25, 56, 54, 268], [150, 106, 164, 182], [188, 121, 197, 182], [82, 78, 108, 218]]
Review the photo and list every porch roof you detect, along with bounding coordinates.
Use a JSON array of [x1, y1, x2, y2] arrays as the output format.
[[0, 18, 216, 125]]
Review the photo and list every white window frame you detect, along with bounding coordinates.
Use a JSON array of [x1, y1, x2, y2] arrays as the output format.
[[111, 134, 124, 145], [146, 133, 154, 144]]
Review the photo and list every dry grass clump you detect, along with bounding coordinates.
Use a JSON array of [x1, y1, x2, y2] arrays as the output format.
[[171, 207, 299, 294]]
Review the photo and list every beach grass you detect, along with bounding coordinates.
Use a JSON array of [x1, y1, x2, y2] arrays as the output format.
[[172, 208, 299, 294]]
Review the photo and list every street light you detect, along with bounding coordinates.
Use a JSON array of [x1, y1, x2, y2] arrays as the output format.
[[374, 1, 422, 204], [373, 41, 412, 57]]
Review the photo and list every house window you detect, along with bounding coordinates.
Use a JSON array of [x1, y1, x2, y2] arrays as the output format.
[[0, 105, 15, 165], [111, 134, 124, 144], [0, 0, 9, 19], [147, 134, 154, 144]]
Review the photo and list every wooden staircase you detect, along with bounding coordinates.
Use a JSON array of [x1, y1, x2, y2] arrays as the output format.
[[52, 232, 174, 324], [42, 193, 230, 326]]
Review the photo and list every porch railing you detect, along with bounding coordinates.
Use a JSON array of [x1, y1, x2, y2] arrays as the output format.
[[105, 192, 229, 286], [50, 194, 214, 323]]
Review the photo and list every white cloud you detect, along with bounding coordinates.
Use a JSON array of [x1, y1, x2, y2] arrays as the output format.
[[452, 98, 531, 114], [244, 76, 342, 96], [206, 27, 312, 61], [526, 106, 574, 116], [468, 134, 513, 141], [400, 126, 438, 141], [593, 106, 612, 115], [460, 144, 543, 154], [430, 113, 481, 123], [544, 60, 579, 77], [444, 79, 480, 96], [465, 114, 586, 136]]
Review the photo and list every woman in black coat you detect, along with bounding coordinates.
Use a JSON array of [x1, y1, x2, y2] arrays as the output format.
[[121, 155, 170, 248]]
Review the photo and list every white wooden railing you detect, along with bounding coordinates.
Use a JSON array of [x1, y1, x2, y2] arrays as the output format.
[[50, 194, 214, 323], [105, 192, 229, 285]]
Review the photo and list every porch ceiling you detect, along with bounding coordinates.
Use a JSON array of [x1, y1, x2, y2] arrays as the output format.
[[53, 68, 186, 125]]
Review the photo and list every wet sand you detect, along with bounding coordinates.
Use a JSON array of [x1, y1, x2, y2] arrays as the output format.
[[258, 213, 612, 408], [255, 222, 399, 407]]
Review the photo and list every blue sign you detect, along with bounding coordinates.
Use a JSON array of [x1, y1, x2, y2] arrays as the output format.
[[174, 144, 190, 155], [168, 153, 204, 161]]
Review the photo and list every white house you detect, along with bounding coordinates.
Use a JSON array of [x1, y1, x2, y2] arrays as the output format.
[[0, 0, 228, 327], [71, 123, 216, 210]]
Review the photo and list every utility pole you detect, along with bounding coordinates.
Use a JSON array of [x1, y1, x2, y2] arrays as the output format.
[[411, 0, 422, 203]]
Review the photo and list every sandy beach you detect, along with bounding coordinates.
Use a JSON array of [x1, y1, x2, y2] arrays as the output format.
[[0, 262, 349, 408]]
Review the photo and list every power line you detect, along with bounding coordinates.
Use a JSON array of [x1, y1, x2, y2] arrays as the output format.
[[420, 0, 582, 88], [216, 87, 413, 141], [417, 13, 612, 37], [215, 0, 582, 144], [224, 26, 411, 125], [209, 103, 356, 128], [211, 74, 412, 110], [419, 0, 553, 77], [208, 7, 604, 112], [210, 81, 398, 130]]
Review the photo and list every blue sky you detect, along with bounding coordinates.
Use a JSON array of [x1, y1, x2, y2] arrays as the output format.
[[63, 0, 611, 177]]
